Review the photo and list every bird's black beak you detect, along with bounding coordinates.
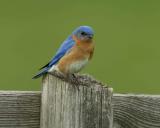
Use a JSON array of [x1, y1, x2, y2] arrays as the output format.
[[88, 34, 93, 39]]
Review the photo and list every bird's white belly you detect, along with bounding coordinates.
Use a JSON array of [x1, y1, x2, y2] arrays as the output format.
[[68, 58, 88, 73]]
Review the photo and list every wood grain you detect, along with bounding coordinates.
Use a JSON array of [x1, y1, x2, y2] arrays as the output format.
[[113, 94, 160, 128], [40, 74, 113, 128], [0, 81, 159, 128], [0, 91, 41, 128]]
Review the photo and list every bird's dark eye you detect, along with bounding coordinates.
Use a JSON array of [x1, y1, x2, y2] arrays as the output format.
[[81, 32, 87, 35]]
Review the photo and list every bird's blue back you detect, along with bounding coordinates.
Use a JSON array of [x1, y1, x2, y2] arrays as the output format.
[[48, 36, 75, 67], [32, 36, 75, 79], [40, 35, 75, 69]]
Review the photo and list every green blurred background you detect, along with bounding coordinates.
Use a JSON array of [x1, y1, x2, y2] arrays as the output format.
[[0, 0, 160, 93]]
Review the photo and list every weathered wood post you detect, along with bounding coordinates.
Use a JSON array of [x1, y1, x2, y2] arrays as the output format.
[[40, 74, 113, 128]]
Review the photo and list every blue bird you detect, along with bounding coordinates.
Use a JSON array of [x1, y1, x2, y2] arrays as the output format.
[[33, 26, 94, 79]]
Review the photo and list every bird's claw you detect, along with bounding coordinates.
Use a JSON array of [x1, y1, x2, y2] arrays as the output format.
[[67, 74, 79, 89]]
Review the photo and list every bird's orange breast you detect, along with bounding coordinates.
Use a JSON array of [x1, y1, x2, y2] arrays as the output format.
[[57, 39, 94, 74]]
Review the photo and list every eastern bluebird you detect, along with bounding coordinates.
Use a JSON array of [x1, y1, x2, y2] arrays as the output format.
[[32, 26, 94, 79]]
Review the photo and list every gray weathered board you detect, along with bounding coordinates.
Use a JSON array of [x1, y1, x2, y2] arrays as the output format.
[[113, 94, 160, 128], [40, 75, 113, 128], [0, 91, 41, 128], [0, 92, 159, 128]]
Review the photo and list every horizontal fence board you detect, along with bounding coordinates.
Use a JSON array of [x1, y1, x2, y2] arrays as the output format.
[[113, 94, 160, 128], [0, 91, 41, 128], [0, 91, 160, 128]]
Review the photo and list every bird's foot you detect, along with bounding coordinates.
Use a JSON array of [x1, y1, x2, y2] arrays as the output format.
[[67, 74, 79, 89]]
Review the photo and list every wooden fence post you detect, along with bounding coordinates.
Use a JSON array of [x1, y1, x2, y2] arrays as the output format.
[[40, 74, 113, 128]]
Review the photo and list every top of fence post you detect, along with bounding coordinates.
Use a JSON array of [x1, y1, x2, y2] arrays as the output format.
[[40, 73, 113, 128]]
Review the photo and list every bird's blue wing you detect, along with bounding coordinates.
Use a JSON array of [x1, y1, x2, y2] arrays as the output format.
[[41, 36, 75, 69], [49, 39, 75, 66], [32, 36, 75, 79]]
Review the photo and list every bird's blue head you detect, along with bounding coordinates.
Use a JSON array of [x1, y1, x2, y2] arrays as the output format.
[[72, 26, 94, 42]]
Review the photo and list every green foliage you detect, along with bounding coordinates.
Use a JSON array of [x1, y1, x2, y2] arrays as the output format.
[[0, 0, 160, 93]]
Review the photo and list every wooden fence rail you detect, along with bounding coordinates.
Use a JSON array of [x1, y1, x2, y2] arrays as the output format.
[[113, 94, 160, 128], [0, 75, 160, 128], [0, 91, 41, 128]]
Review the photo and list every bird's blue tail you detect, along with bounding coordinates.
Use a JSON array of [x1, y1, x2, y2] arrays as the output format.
[[32, 67, 49, 79]]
